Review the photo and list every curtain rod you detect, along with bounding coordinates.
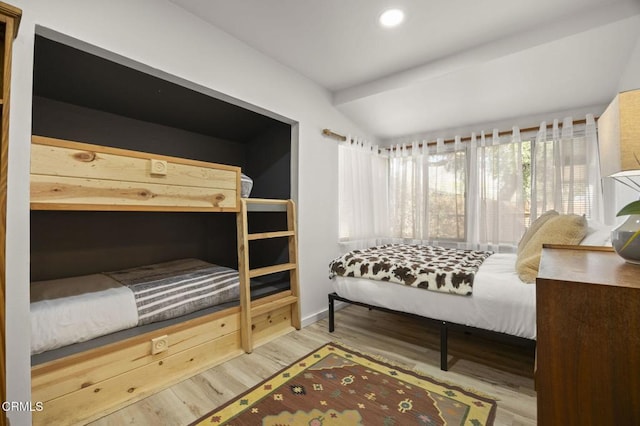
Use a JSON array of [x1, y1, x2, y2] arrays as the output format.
[[322, 128, 347, 141], [322, 117, 594, 149]]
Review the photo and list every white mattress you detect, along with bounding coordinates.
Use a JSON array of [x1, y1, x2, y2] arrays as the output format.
[[31, 274, 138, 355], [332, 253, 536, 340], [30, 259, 242, 356]]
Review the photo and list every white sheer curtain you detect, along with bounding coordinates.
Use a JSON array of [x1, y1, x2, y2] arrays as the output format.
[[387, 126, 529, 252], [530, 114, 604, 223], [388, 138, 466, 246], [388, 142, 428, 241], [467, 128, 527, 251], [338, 137, 389, 252], [338, 115, 603, 251]]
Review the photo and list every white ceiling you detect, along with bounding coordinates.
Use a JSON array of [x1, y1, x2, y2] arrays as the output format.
[[169, 0, 640, 142]]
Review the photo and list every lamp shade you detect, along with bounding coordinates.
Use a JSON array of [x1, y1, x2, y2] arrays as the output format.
[[597, 89, 640, 180]]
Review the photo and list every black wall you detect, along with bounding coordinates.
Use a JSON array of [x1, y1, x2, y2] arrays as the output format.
[[31, 36, 292, 280]]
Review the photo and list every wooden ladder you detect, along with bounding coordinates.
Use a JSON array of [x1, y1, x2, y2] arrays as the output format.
[[237, 198, 301, 353]]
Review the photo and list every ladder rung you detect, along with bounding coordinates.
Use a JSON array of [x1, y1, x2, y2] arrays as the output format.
[[243, 198, 290, 212], [249, 262, 297, 278], [248, 230, 295, 241], [244, 198, 289, 205], [251, 295, 298, 317]]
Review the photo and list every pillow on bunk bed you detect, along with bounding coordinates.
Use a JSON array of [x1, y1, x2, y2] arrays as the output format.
[[31, 273, 139, 355], [516, 214, 587, 283], [241, 173, 253, 198]]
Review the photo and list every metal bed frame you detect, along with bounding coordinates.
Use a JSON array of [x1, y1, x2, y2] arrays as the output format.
[[328, 292, 535, 371]]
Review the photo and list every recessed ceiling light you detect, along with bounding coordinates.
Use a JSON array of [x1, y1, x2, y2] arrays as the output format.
[[379, 9, 404, 28]]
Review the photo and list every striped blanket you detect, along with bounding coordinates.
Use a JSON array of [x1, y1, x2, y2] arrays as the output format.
[[106, 258, 240, 325]]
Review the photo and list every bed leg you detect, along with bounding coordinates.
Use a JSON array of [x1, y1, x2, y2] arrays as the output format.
[[440, 321, 448, 371], [328, 293, 335, 333]]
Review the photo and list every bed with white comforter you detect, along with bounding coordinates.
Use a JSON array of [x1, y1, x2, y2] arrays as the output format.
[[329, 217, 612, 370], [331, 252, 536, 340]]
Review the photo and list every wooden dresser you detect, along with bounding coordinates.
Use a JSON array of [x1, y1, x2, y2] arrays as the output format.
[[536, 245, 640, 425]]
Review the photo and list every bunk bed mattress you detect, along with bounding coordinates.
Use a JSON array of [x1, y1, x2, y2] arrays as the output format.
[[31, 274, 138, 355], [105, 258, 240, 325], [31, 259, 240, 355], [332, 253, 536, 339]]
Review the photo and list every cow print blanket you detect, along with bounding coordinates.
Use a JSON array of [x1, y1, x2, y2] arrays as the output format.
[[329, 244, 493, 296]]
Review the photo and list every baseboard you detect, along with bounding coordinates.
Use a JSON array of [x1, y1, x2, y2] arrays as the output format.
[[301, 298, 348, 328]]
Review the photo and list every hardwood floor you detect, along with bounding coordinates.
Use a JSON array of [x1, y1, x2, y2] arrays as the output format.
[[89, 305, 537, 425]]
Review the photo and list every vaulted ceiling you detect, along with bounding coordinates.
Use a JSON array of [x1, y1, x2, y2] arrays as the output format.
[[169, 0, 640, 142]]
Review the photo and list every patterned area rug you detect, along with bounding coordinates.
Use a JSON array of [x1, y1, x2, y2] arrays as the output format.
[[191, 342, 497, 425]]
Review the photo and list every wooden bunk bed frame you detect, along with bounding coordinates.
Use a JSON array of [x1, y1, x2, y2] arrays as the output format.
[[30, 136, 300, 425]]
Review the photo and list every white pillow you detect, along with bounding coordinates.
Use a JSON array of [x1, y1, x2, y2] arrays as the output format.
[[580, 220, 613, 246], [241, 173, 253, 198]]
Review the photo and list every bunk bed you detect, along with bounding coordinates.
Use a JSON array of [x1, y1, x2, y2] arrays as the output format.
[[29, 136, 300, 425]]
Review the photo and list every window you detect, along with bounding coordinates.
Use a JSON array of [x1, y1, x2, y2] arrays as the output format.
[[531, 130, 599, 220], [338, 116, 602, 251], [471, 134, 527, 246], [428, 151, 466, 240], [389, 143, 465, 242]]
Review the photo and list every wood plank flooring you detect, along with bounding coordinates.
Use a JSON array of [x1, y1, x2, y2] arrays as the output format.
[[88, 305, 537, 425]]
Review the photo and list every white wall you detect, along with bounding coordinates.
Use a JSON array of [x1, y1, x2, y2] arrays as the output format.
[[610, 31, 640, 220], [5, 1, 369, 423], [618, 32, 640, 92]]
